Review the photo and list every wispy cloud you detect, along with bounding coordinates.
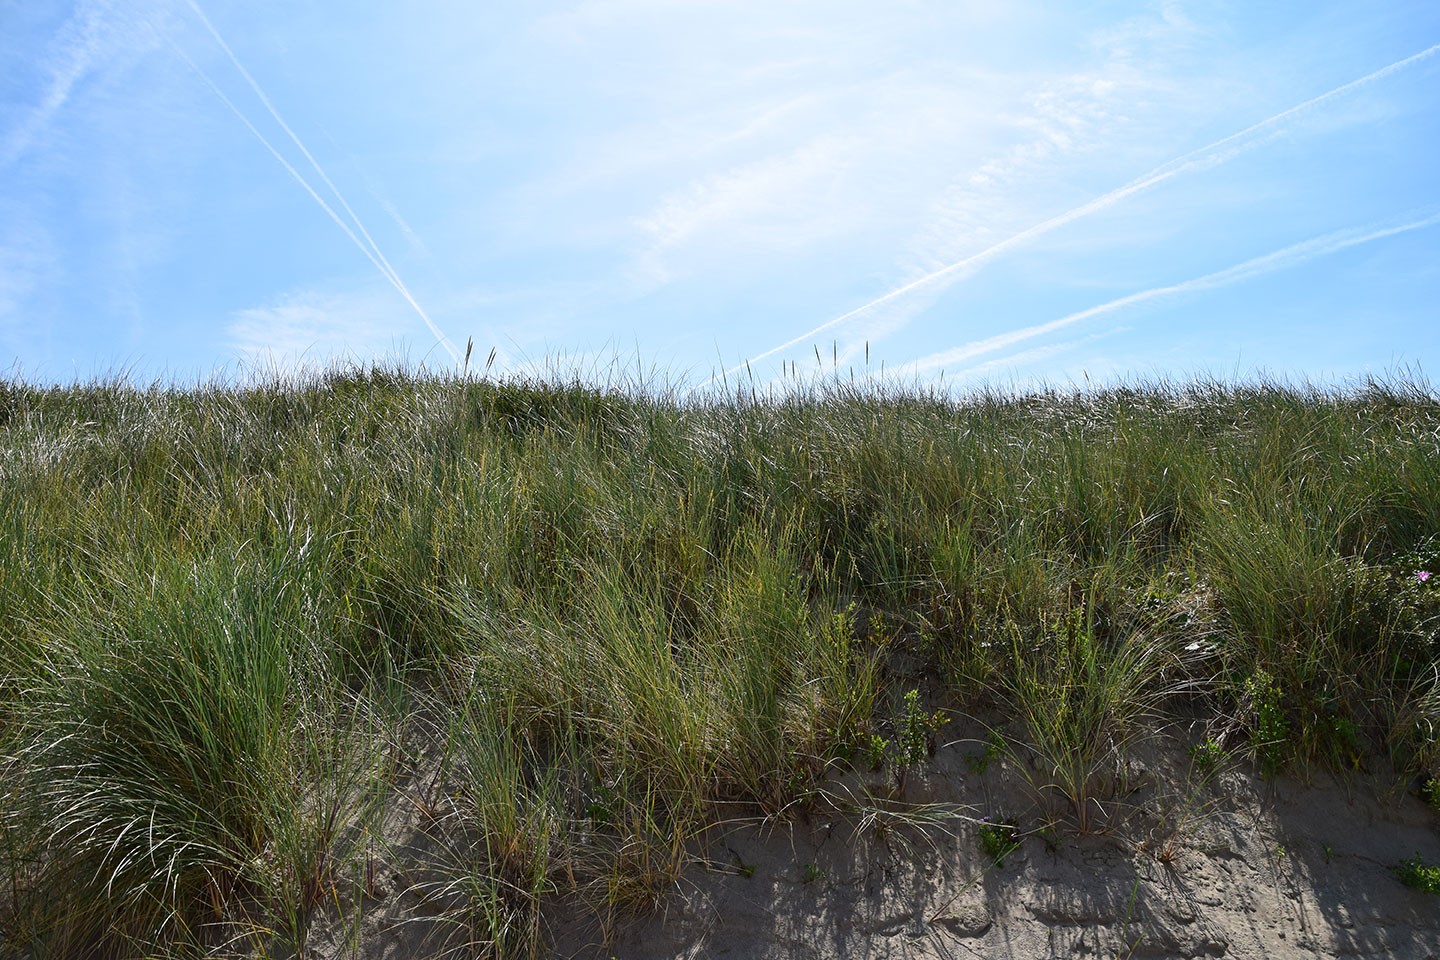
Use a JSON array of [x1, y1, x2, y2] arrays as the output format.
[[170, 0, 462, 364], [633, 135, 854, 283], [540, 93, 825, 203], [900, 8, 1201, 279], [897, 210, 1440, 378], [224, 288, 425, 372], [714, 41, 1440, 386], [2, 0, 120, 170], [528, 3, 1016, 293]]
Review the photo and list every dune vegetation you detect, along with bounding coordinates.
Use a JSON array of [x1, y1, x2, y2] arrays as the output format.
[[0, 368, 1436, 957]]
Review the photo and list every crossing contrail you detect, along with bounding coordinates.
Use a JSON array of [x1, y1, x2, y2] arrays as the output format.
[[177, 0, 461, 365], [896, 210, 1440, 379], [170, 47, 406, 309], [706, 42, 1440, 388]]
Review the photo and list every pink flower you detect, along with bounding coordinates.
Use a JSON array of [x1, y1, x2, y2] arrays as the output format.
[[1418, 570, 1433, 583]]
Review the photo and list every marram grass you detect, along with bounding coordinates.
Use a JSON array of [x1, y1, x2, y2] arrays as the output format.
[[0, 367, 1437, 956]]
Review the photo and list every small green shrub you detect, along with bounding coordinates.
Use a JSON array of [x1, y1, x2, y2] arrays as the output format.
[[1189, 737, 1226, 774], [866, 734, 891, 771], [965, 731, 1006, 775], [865, 688, 947, 779], [1322, 711, 1367, 770], [978, 817, 1021, 867], [1244, 669, 1290, 777], [800, 863, 827, 884], [895, 689, 948, 768], [1394, 854, 1440, 894]]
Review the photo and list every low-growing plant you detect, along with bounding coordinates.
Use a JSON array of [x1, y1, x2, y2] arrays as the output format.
[[894, 688, 948, 772], [867, 734, 891, 772], [861, 688, 947, 788], [964, 730, 1007, 775], [977, 817, 1021, 867], [1394, 854, 1440, 894], [1150, 733, 1232, 863], [1244, 669, 1290, 778], [1323, 712, 1368, 770], [1189, 736, 1227, 774]]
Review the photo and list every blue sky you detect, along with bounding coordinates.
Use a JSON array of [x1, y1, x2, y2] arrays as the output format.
[[2, 1, 1437, 389]]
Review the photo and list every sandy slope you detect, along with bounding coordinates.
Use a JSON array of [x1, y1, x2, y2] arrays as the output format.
[[304, 722, 1440, 960]]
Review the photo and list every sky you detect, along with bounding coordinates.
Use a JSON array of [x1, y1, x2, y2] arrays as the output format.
[[2, 1, 1438, 391]]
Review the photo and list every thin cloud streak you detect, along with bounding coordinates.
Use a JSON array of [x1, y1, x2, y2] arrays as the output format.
[[898, 210, 1440, 378], [710, 41, 1440, 387], [943, 329, 1120, 386], [1, 1, 111, 170], [176, 0, 461, 365], [226, 288, 413, 371]]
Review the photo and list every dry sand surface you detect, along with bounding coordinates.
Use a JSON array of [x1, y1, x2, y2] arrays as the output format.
[[303, 720, 1440, 960]]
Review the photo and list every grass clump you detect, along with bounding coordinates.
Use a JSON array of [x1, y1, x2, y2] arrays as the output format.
[[999, 603, 1198, 831], [3, 538, 384, 955], [0, 365, 1437, 955]]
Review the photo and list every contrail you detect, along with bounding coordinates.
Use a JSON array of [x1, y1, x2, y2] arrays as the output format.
[[707, 42, 1440, 387], [177, 0, 461, 364], [180, 2, 389, 275], [896, 210, 1440, 378], [944, 330, 1117, 385], [165, 44, 429, 339]]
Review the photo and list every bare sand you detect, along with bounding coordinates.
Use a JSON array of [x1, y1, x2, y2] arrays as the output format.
[[302, 718, 1440, 960]]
